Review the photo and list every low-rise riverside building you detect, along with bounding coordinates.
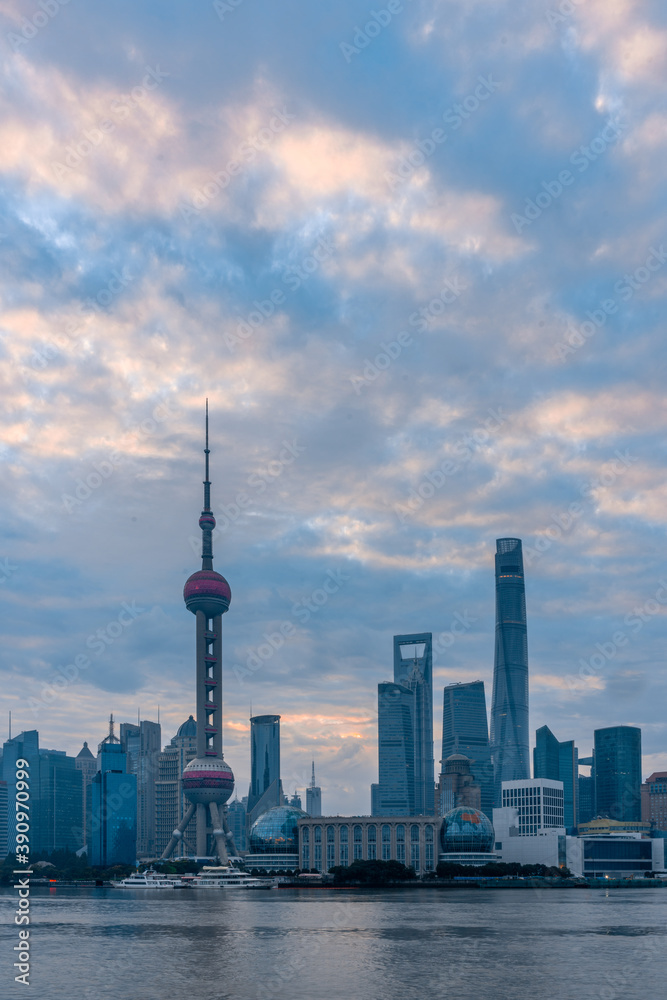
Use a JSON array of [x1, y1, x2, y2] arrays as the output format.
[[297, 816, 439, 874]]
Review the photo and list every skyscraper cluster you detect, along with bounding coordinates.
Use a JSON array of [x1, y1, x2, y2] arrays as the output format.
[[0, 423, 660, 870], [372, 539, 530, 819], [369, 537, 653, 840]]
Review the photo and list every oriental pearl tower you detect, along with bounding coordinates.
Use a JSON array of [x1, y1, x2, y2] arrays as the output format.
[[160, 402, 237, 863]]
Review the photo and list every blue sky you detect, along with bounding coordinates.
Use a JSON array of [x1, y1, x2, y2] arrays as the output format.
[[1, 0, 667, 814]]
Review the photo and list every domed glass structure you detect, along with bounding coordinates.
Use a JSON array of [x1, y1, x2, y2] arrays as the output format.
[[249, 805, 308, 855], [440, 807, 494, 853]]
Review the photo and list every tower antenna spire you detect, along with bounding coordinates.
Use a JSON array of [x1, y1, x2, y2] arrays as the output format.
[[204, 397, 211, 512], [199, 399, 216, 570]]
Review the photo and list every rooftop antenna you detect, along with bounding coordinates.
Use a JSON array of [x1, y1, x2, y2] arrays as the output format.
[[204, 397, 211, 511]]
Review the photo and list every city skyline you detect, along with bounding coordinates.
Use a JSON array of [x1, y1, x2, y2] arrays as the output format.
[[4, 515, 664, 817]]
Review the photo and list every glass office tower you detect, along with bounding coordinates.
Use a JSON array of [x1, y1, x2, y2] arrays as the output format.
[[533, 725, 578, 830], [373, 681, 416, 815], [441, 680, 493, 818], [394, 633, 434, 814], [594, 725, 642, 822], [490, 538, 530, 806]]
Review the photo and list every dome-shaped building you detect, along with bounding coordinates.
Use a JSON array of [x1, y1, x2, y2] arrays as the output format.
[[176, 715, 197, 740], [245, 805, 308, 872], [438, 806, 497, 866]]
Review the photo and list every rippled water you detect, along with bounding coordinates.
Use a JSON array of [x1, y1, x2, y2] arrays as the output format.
[[2, 886, 666, 1000]]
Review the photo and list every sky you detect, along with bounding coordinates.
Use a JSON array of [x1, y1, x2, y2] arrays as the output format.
[[1, 0, 667, 815]]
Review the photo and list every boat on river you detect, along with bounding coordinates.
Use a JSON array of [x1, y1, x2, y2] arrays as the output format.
[[111, 870, 188, 888], [186, 866, 275, 889]]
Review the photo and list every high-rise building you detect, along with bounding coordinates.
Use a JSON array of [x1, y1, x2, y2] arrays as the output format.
[[533, 726, 578, 830], [289, 791, 302, 809], [247, 715, 282, 826], [490, 538, 530, 806], [436, 753, 482, 815], [36, 749, 83, 854], [578, 774, 595, 825], [121, 720, 161, 856], [155, 716, 198, 858], [227, 797, 247, 852], [160, 404, 237, 862], [498, 778, 564, 835], [306, 761, 322, 817], [75, 742, 97, 851], [90, 717, 137, 866], [594, 726, 642, 822], [641, 772, 667, 830], [2, 730, 39, 856], [393, 633, 434, 814], [441, 681, 493, 817], [373, 681, 415, 815]]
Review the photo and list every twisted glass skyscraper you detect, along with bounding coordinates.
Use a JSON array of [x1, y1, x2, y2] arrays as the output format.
[[490, 538, 529, 805]]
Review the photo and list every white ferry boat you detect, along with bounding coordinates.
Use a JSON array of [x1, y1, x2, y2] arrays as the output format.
[[187, 866, 275, 889], [111, 870, 188, 888]]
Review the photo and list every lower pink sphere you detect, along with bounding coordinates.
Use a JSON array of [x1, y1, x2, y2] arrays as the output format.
[[181, 756, 235, 805]]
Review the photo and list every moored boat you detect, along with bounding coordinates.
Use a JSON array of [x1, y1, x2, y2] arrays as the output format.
[[187, 866, 275, 889], [111, 870, 188, 888]]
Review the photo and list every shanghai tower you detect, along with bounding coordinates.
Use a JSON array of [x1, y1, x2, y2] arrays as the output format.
[[490, 538, 529, 806]]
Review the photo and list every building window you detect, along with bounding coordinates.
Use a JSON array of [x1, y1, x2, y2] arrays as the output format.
[[367, 825, 377, 861], [326, 825, 335, 868], [340, 825, 349, 866], [302, 844, 310, 866], [382, 824, 391, 861], [425, 824, 434, 871], [396, 824, 405, 864], [314, 825, 321, 843], [353, 824, 363, 860], [302, 827, 310, 843], [314, 844, 322, 869]]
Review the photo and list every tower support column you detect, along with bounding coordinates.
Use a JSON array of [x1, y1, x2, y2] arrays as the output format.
[[196, 802, 208, 856], [209, 801, 229, 864]]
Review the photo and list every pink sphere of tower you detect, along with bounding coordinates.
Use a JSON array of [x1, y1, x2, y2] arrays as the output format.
[[183, 569, 231, 617], [181, 756, 235, 806]]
